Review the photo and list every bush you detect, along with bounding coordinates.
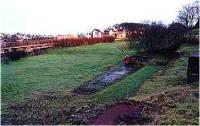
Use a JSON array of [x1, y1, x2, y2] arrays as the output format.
[[129, 22, 189, 52], [56, 36, 115, 47], [3, 36, 115, 48]]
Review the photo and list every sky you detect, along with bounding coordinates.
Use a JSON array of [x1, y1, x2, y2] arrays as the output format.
[[0, 0, 195, 35]]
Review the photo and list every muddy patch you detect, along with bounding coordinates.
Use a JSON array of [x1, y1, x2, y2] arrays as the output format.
[[91, 102, 141, 125], [90, 100, 161, 125]]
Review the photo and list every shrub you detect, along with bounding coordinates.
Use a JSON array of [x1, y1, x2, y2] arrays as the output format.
[[129, 22, 189, 53], [3, 36, 115, 48]]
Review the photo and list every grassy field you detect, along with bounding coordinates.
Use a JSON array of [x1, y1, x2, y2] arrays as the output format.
[[1, 42, 136, 105], [2, 41, 199, 125]]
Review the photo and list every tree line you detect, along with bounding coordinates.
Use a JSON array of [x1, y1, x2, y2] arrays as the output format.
[[129, 0, 199, 52]]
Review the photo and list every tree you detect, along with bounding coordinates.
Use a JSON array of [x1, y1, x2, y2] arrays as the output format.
[[129, 22, 189, 52], [192, 1, 199, 28], [168, 22, 189, 40], [129, 22, 169, 52], [177, 1, 199, 28], [10, 34, 19, 42]]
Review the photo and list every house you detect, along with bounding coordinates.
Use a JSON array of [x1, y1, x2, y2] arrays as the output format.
[[91, 29, 103, 38], [103, 27, 127, 40], [90, 27, 127, 40], [110, 27, 126, 40]]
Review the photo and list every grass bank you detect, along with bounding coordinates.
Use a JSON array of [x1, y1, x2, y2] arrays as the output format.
[[131, 44, 199, 100], [129, 43, 199, 125]]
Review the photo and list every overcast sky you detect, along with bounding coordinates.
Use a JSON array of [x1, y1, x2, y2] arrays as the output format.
[[0, 0, 195, 35]]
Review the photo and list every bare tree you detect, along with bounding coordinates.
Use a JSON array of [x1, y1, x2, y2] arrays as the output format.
[[177, 1, 199, 28], [193, 0, 199, 27]]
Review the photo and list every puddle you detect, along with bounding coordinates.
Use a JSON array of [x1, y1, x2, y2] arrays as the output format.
[[100, 65, 129, 83], [114, 70, 127, 75]]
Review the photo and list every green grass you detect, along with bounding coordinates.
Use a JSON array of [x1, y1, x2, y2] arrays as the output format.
[[1, 42, 136, 105], [131, 58, 187, 100], [90, 65, 161, 103], [2, 42, 198, 124]]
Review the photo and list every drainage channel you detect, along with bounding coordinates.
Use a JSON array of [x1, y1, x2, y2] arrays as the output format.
[[73, 62, 142, 95]]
